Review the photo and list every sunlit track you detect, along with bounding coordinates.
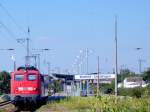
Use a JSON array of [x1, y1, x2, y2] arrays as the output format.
[[0, 100, 13, 107]]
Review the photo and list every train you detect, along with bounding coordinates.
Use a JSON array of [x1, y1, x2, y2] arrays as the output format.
[[10, 66, 49, 106]]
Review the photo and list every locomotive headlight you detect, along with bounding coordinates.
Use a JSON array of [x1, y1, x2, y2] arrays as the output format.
[[16, 87, 37, 91], [28, 87, 33, 91], [28, 87, 37, 91], [33, 88, 37, 90], [17, 87, 23, 91]]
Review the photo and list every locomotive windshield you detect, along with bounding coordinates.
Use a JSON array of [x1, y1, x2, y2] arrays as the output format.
[[28, 74, 36, 81], [15, 74, 24, 81]]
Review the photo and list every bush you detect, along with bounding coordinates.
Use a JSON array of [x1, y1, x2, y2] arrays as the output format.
[[0, 94, 10, 102], [118, 87, 147, 98], [0, 71, 10, 94], [37, 96, 150, 112]]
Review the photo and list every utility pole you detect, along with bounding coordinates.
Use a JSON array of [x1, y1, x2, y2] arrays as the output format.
[[115, 16, 118, 96], [97, 56, 100, 97], [139, 59, 142, 74], [17, 28, 30, 67], [26, 27, 30, 66], [11, 55, 16, 71], [26, 38, 30, 66], [135, 48, 143, 74], [32, 48, 51, 70], [0, 49, 15, 71], [86, 48, 89, 75], [138, 59, 146, 74], [30, 55, 37, 67], [34, 55, 37, 67], [36, 54, 40, 70], [47, 62, 51, 76]]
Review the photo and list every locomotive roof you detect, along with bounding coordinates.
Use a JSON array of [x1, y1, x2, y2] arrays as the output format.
[[17, 66, 39, 71]]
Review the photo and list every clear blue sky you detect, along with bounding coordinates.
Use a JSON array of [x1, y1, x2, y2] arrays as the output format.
[[0, 0, 149, 74]]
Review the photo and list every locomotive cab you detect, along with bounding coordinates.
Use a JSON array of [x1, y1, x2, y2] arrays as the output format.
[[11, 66, 48, 105]]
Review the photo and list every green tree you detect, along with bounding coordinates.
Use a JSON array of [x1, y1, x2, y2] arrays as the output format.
[[48, 80, 63, 95], [143, 68, 150, 82], [118, 69, 136, 82], [0, 71, 10, 94], [101, 80, 115, 94]]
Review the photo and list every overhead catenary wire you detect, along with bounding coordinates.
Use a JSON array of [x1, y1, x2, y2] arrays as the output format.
[[0, 2, 31, 52], [0, 2, 49, 68], [0, 2, 33, 56], [0, 20, 27, 50], [0, 3, 27, 35], [0, 21, 17, 40]]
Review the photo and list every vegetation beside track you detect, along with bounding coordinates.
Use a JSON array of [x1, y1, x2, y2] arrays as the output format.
[[37, 96, 150, 112]]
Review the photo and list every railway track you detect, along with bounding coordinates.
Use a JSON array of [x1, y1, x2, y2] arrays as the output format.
[[0, 100, 13, 107]]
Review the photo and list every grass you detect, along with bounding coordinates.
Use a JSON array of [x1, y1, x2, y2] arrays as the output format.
[[37, 96, 150, 112]]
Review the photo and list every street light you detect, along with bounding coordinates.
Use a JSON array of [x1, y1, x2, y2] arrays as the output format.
[[135, 47, 144, 74], [97, 56, 100, 97], [0, 48, 14, 51], [136, 48, 142, 50], [32, 48, 52, 52], [0, 48, 15, 71], [32, 48, 52, 71], [115, 15, 118, 96], [74, 49, 94, 75]]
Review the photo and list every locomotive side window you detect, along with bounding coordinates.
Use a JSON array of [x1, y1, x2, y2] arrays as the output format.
[[28, 74, 36, 81], [15, 74, 24, 81]]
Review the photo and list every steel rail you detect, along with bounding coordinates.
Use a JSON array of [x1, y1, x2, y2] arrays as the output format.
[[0, 100, 13, 107]]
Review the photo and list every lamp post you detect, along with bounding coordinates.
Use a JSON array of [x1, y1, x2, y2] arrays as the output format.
[[0, 48, 15, 71], [97, 56, 100, 97], [115, 16, 118, 96], [17, 37, 30, 66], [135, 48, 143, 74], [86, 48, 89, 75], [0, 48, 14, 51], [32, 48, 52, 70], [11, 55, 16, 71], [47, 62, 51, 76], [31, 54, 40, 70], [76, 49, 93, 75], [32, 48, 52, 52]]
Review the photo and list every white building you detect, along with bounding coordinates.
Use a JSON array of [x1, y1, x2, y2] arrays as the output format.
[[74, 74, 115, 96], [123, 77, 148, 88]]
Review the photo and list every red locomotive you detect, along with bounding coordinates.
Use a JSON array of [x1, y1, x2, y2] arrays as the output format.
[[11, 66, 49, 106]]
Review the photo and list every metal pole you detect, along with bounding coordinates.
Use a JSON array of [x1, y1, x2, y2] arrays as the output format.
[[27, 38, 29, 58], [86, 48, 89, 75], [77, 63, 79, 75], [135, 48, 142, 74], [139, 59, 142, 74], [0, 49, 15, 71], [14, 60, 16, 71], [38, 54, 40, 70], [33, 54, 40, 70], [26, 27, 30, 66], [138, 59, 146, 74], [97, 56, 100, 97], [115, 16, 118, 96], [47, 62, 51, 75], [34, 56, 37, 67]]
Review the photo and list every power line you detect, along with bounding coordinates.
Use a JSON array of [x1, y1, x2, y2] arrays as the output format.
[[0, 2, 29, 50], [0, 20, 27, 52], [0, 3, 27, 35], [0, 21, 16, 40]]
